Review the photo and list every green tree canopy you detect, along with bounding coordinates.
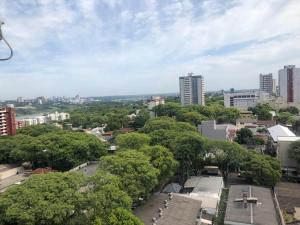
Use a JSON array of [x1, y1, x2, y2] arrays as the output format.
[[37, 131, 108, 170], [279, 106, 299, 115], [139, 145, 178, 183], [143, 117, 195, 133], [248, 104, 273, 120], [17, 124, 61, 137], [148, 129, 179, 149], [99, 150, 159, 202], [0, 130, 108, 171], [205, 140, 247, 179], [153, 103, 182, 118], [235, 128, 253, 144], [116, 133, 150, 149], [0, 172, 86, 225], [108, 208, 143, 225], [241, 152, 281, 187], [171, 132, 206, 180], [276, 112, 293, 125], [180, 112, 207, 126]]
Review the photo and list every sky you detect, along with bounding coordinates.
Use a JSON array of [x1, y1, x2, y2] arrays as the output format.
[[0, 0, 300, 99]]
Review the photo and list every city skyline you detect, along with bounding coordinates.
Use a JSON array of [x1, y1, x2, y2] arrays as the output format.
[[0, 0, 300, 99]]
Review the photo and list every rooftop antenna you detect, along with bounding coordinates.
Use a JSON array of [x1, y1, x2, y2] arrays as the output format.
[[0, 19, 13, 61]]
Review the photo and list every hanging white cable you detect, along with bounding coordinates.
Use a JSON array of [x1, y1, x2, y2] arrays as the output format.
[[0, 21, 13, 61]]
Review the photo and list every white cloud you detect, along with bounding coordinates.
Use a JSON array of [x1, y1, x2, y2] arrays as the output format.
[[0, 0, 300, 98]]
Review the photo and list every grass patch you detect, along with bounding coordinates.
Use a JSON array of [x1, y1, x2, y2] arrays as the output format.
[[283, 210, 295, 223], [213, 188, 229, 225]]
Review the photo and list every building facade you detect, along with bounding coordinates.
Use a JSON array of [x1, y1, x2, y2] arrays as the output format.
[[259, 73, 274, 95], [147, 96, 165, 118], [179, 73, 205, 106], [224, 90, 269, 110], [198, 120, 237, 141], [0, 106, 16, 136], [279, 65, 300, 103], [16, 111, 70, 128]]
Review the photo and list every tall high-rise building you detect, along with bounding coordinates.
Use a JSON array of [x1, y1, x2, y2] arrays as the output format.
[[278, 65, 300, 103], [259, 73, 274, 95], [179, 73, 205, 106], [272, 79, 276, 95], [0, 106, 17, 136]]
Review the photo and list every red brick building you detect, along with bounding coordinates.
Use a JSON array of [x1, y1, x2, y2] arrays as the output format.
[[0, 106, 17, 136]]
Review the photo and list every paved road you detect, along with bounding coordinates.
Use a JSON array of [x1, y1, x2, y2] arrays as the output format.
[[77, 162, 99, 176], [0, 174, 28, 193]]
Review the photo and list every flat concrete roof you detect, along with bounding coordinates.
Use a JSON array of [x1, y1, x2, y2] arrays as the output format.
[[224, 185, 279, 225], [184, 176, 223, 198], [268, 125, 295, 142], [134, 193, 202, 225]]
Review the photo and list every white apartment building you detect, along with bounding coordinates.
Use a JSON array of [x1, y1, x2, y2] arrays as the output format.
[[268, 124, 299, 169], [259, 73, 274, 95], [224, 90, 270, 110], [18, 112, 70, 128], [179, 73, 205, 106], [148, 96, 165, 118], [279, 65, 300, 103]]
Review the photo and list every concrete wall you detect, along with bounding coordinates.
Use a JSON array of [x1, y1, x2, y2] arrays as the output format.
[[198, 120, 227, 140], [277, 141, 298, 168]]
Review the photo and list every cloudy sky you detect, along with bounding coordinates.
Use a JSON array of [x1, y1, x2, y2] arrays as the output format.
[[0, 0, 300, 99]]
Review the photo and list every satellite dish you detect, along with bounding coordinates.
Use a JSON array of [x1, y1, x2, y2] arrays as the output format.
[[0, 20, 13, 61]]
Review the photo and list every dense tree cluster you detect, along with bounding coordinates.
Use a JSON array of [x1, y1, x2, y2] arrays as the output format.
[[279, 106, 299, 115], [235, 128, 265, 146], [276, 112, 293, 125], [0, 102, 284, 225], [17, 124, 61, 136], [68, 102, 149, 130], [248, 103, 273, 120], [205, 140, 246, 179], [109, 132, 179, 197], [99, 150, 160, 202], [0, 172, 143, 225], [240, 152, 281, 187], [0, 125, 107, 171], [153, 102, 240, 125]]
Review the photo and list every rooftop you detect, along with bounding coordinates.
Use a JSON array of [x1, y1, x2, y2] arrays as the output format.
[[134, 193, 202, 225], [184, 176, 223, 199], [224, 185, 279, 225], [277, 136, 300, 142], [162, 183, 182, 193], [268, 125, 295, 142], [182, 176, 223, 210]]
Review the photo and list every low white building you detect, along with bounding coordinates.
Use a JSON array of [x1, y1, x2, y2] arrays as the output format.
[[18, 112, 70, 128], [47, 112, 70, 121], [178, 176, 224, 224], [224, 90, 270, 110], [277, 137, 299, 169], [268, 125, 299, 169], [148, 96, 165, 118]]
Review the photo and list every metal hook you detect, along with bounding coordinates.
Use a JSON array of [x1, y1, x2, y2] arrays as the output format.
[[0, 21, 13, 61]]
